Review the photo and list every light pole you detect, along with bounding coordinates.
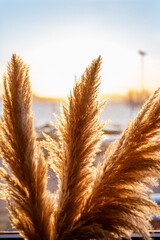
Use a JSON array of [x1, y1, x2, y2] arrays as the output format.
[[138, 50, 147, 94]]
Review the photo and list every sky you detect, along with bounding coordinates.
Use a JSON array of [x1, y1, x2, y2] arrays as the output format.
[[0, 0, 160, 98]]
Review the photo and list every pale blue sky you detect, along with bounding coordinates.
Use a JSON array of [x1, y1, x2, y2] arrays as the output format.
[[0, 0, 160, 97]]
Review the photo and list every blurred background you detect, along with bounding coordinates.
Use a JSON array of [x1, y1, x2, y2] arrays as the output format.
[[0, 0, 160, 128], [0, 0, 160, 231]]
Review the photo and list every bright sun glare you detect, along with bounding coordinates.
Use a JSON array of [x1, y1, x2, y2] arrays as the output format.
[[28, 31, 142, 98], [1, 1, 160, 99]]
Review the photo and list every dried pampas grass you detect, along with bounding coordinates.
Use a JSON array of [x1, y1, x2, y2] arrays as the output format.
[[0, 55, 53, 240], [0, 54, 160, 240]]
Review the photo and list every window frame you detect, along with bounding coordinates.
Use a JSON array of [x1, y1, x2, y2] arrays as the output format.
[[1, 231, 160, 239]]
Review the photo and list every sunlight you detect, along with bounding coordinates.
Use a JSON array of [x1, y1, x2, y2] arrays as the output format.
[[1, 0, 160, 236], [27, 30, 140, 98]]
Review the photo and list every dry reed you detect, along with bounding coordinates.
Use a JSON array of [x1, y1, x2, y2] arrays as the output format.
[[0, 54, 160, 240], [70, 88, 160, 240], [0, 55, 53, 240]]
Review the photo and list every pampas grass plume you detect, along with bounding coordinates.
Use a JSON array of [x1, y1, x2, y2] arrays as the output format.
[[0, 54, 160, 240]]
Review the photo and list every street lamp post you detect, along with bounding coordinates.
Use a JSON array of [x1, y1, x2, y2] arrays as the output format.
[[138, 50, 147, 94]]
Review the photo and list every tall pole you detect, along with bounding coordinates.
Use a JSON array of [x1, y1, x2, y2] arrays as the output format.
[[138, 50, 146, 94]]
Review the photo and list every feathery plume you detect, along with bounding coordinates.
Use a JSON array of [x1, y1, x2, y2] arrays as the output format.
[[43, 56, 104, 239], [0, 54, 53, 240], [1, 54, 160, 240], [71, 89, 160, 239]]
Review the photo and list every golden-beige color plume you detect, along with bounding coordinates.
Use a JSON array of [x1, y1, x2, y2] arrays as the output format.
[[70, 88, 160, 239], [43, 56, 105, 239], [0, 55, 53, 240], [0, 54, 160, 240]]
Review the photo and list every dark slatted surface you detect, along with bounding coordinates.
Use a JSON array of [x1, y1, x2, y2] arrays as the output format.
[[1, 231, 160, 239]]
